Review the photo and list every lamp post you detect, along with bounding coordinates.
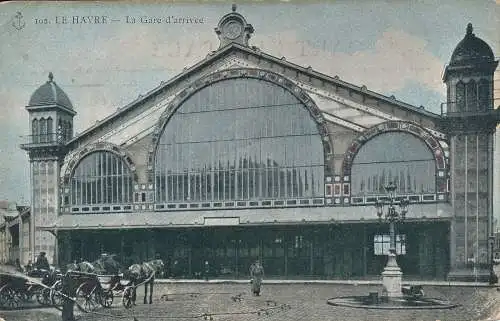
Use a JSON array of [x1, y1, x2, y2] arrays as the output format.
[[489, 235, 497, 285], [374, 181, 410, 298]]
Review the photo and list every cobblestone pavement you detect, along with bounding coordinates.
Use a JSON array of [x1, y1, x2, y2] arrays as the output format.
[[2, 283, 500, 321]]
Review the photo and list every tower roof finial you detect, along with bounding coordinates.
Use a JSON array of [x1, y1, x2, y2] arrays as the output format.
[[48, 72, 54, 82], [466, 23, 473, 36], [232, 3, 237, 12]]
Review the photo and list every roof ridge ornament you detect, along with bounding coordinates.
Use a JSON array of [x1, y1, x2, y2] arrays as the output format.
[[215, 5, 254, 49], [466, 23, 473, 37], [48, 72, 54, 82]]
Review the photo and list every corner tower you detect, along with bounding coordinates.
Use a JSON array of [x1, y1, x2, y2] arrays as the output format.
[[20, 73, 76, 265], [442, 24, 499, 281]]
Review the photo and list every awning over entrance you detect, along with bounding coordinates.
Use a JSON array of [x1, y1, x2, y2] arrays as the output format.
[[40, 203, 453, 231]]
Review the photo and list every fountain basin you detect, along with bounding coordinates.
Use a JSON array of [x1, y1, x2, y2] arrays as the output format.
[[327, 295, 460, 310]]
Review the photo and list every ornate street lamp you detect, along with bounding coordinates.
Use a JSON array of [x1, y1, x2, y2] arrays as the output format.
[[374, 181, 410, 298]]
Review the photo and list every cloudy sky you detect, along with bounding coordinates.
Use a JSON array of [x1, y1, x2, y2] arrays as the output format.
[[0, 1, 498, 203]]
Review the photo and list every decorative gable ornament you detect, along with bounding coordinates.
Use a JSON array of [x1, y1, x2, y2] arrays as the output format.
[[215, 4, 254, 49]]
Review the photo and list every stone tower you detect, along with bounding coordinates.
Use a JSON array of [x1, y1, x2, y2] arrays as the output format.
[[442, 24, 499, 281], [20, 73, 76, 265]]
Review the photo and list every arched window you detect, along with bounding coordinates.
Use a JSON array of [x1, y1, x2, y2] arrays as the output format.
[[350, 132, 436, 196], [466, 80, 477, 112], [32, 119, 39, 143], [478, 79, 490, 111], [47, 117, 53, 142], [70, 151, 134, 206], [39, 118, 47, 143], [65, 121, 72, 141], [456, 81, 465, 112], [154, 78, 324, 204]]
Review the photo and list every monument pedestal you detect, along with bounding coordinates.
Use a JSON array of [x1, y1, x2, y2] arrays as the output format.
[[382, 253, 402, 298]]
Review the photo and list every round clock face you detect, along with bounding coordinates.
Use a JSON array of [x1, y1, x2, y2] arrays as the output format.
[[223, 21, 243, 40]]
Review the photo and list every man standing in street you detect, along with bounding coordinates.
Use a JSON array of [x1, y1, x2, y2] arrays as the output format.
[[250, 260, 264, 296]]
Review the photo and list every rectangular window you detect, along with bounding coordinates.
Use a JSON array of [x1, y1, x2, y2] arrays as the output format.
[[325, 184, 333, 197], [373, 234, 406, 255]]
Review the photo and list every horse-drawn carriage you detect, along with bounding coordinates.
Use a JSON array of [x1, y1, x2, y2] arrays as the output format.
[[69, 257, 164, 311], [0, 267, 62, 309]]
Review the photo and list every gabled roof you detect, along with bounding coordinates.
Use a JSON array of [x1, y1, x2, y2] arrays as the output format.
[[67, 42, 441, 147]]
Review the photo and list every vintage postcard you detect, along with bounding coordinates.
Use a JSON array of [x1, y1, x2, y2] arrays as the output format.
[[0, 1, 499, 320]]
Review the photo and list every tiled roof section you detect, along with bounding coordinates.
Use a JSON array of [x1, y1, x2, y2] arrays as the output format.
[[28, 73, 73, 109], [450, 23, 495, 66], [45, 203, 452, 230]]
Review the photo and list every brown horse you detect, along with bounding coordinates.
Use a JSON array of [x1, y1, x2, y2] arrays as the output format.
[[124, 259, 164, 305]]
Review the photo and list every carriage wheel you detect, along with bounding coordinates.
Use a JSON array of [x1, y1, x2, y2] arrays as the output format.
[[0, 286, 21, 309], [36, 288, 52, 306], [83, 291, 99, 312], [122, 287, 133, 309], [18, 289, 32, 303], [75, 282, 98, 312], [100, 290, 113, 308], [50, 280, 63, 306]]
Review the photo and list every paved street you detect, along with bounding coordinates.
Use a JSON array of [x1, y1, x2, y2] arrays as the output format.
[[1, 283, 500, 321]]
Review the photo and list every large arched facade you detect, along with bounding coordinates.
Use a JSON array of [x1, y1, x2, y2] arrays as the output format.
[[150, 68, 333, 210], [341, 121, 448, 205], [60, 142, 137, 214]]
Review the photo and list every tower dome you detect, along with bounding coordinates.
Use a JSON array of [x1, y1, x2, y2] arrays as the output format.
[[450, 23, 495, 66], [28, 72, 73, 109]]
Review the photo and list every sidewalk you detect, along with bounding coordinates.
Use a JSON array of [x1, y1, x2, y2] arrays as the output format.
[[155, 278, 495, 287], [2, 264, 495, 287]]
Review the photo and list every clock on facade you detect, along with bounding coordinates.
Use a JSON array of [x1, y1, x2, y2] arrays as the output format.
[[223, 21, 243, 40]]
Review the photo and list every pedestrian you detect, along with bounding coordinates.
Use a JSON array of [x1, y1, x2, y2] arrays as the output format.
[[14, 259, 23, 273], [25, 259, 33, 273], [172, 260, 179, 278], [35, 252, 50, 271], [250, 260, 264, 296]]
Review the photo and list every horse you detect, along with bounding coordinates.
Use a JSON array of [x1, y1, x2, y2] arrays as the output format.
[[65, 261, 95, 273], [65, 254, 122, 275], [92, 254, 122, 275], [123, 259, 164, 305]]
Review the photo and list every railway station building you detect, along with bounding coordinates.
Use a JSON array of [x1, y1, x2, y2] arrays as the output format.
[[20, 8, 499, 280]]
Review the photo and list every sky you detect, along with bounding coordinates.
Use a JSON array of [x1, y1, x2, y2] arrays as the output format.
[[0, 0, 498, 204]]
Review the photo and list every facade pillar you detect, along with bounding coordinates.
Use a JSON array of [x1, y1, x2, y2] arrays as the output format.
[[310, 240, 314, 276], [18, 215, 23, 265], [284, 231, 288, 277], [363, 225, 367, 277]]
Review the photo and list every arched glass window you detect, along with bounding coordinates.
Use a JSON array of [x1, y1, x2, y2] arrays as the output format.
[[456, 81, 465, 112], [70, 151, 134, 206], [32, 119, 39, 143], [466, 80, 477, 112], [351, 132, 436, 196], [155, 78, 325, 203]]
